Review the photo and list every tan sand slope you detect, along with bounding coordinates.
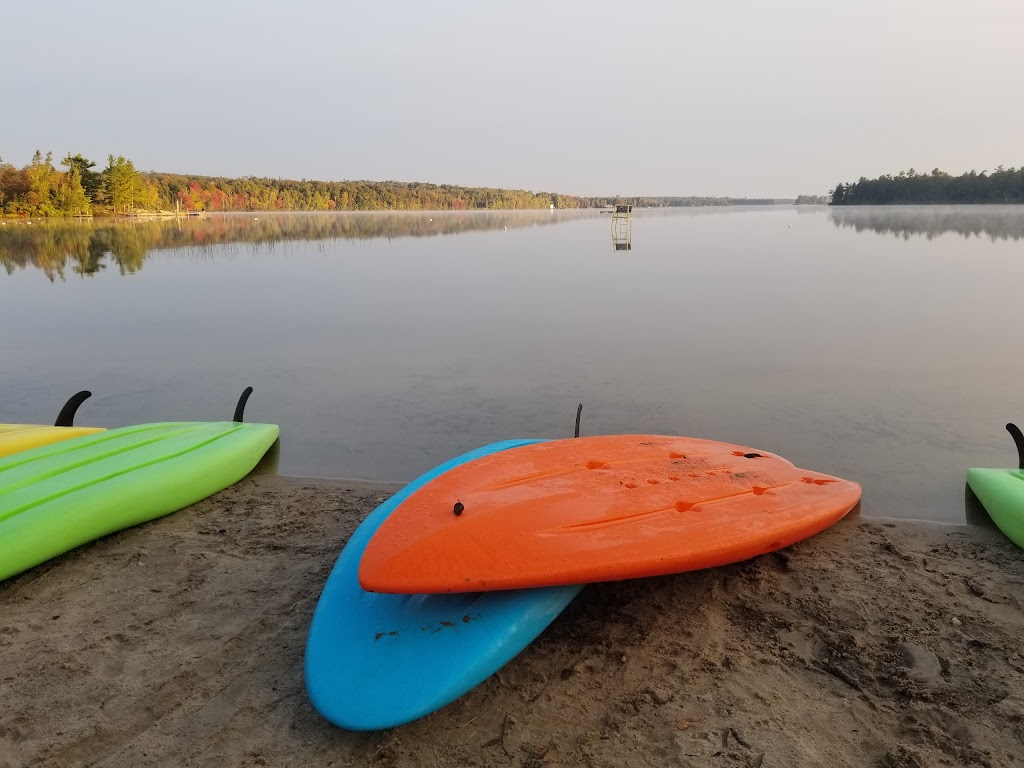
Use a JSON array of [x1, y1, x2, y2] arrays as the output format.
[[1, 476, 1023, 767]]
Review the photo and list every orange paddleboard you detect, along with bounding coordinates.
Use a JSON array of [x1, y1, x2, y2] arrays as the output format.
[[358, 435, 861, 593]]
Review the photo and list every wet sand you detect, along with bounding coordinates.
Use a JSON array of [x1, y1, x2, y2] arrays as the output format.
[[2, 476, 1023, 768]]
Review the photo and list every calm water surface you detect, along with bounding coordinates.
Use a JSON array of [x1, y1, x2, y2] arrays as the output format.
[[3, 206, 1024, 523]]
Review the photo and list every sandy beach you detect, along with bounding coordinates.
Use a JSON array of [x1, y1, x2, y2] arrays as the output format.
[[2, 475, 1023, 768]]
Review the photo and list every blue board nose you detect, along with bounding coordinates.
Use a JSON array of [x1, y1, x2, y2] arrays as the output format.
[[304, 439, 583, 731]]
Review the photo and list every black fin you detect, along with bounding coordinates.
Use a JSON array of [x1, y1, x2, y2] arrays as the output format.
[[233, 387, 254, 423], [1007, 423, 1024, 470], [54, 390, 91, 427], [574, 403, 583, 438]]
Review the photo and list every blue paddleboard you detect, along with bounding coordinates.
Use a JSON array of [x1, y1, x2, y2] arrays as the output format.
[[304, 440, 583, 731]]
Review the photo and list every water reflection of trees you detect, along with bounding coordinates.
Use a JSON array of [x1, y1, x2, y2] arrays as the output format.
[[828, 206, 1024, 242], [0, 211, 588, 281]]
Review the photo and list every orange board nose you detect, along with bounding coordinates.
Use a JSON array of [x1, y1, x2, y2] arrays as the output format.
[[358, 435, 861, 594]]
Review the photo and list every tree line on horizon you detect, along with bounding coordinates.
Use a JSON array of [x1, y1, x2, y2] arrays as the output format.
[[0, 151, 580, 216], [795, 194, 827, 205], [1, 150, 792, 217], [830, 167, 1024, 205]]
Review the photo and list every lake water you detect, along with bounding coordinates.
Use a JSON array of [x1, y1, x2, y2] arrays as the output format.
[[3, 205, 1024, 523]]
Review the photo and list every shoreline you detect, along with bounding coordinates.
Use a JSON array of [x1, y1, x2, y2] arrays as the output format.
[[2, 475, 1023, 767], [263, 472, 994, 528]]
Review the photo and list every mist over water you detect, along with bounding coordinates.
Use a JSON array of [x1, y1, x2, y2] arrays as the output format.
[[3, 206, 1023, 523]]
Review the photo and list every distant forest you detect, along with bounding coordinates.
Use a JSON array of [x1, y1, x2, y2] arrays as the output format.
[[831, 167, 1024, 205], [630, 196, 783, 206], [0, 151, 576, 215], [795, 195, 827, 205], [0, 150, 788, 217]]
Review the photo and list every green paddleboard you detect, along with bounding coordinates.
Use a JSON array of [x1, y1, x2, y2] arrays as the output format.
[[967, 423, 1024, 550], [0, 403, 278, 581]]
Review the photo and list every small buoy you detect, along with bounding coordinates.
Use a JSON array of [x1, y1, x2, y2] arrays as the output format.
[[453, 501, 464, 516]]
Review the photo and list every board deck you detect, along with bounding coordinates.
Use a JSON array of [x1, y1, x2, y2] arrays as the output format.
[[0, 424, 105, 459], [359, 434, 862, 594], [305, 440, 582, 731], [0, 420, 279, 581]]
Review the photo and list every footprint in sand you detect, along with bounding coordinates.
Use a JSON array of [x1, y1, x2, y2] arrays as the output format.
[[898, 642, 947, 688], [99, 655, 125, 678], [96, 632, 131, 678], [0, 625, 19, 647]]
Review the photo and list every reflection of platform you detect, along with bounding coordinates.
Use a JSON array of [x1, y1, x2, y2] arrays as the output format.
[[611, 204, 632, 251]]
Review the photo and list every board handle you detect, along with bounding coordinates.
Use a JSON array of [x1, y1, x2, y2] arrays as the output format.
[[54, 390, 92, 427], [1007, 423, 1024, 469]]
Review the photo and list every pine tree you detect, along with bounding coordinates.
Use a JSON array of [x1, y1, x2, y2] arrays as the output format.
[[103, 155, 142, 212]]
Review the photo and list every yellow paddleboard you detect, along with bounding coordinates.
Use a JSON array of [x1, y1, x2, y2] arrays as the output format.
[[0, 391, 104, 458]]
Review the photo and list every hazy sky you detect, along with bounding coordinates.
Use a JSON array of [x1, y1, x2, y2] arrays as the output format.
[[4, 0, 1022, 197]]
